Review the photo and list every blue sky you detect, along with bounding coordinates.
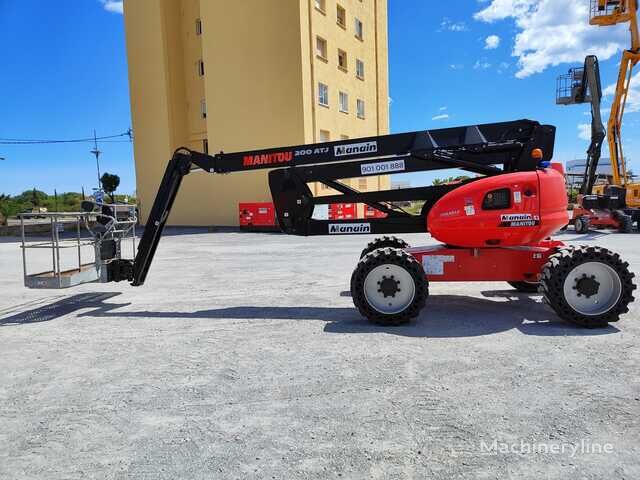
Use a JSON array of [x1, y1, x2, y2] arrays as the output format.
[[0, 0, 638, 195]]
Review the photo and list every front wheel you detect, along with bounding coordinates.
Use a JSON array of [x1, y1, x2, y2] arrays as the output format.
[[351, 247, 428, 326], [574, 216, 590, 234], [541, 246, 636, 328]]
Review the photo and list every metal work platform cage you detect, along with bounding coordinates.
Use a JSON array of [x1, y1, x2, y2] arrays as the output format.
[[20, 208, 137, 289], [590, 0, 626, 24], [556, 67, 588, 105]]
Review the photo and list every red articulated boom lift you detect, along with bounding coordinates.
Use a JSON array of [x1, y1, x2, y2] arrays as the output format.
[[556, 55, 635, 233], [75, 118, 634, 329], [561, 0, 640, 233]]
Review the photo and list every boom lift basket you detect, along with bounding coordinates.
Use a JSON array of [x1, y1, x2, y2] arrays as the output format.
[[590, 0, 628, 25], [20, 206, 137, 289], [556, 67, 590, 105]]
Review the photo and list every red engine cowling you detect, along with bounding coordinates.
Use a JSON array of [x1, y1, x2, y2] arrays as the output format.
[[427, 168, 568, 248]]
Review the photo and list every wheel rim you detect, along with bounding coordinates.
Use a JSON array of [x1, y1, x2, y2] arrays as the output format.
[[562, 262, 623, 316], [364, 264, 416, 315], [575, 218, 583, 231]]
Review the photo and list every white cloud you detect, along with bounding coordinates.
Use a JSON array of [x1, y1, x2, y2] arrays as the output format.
[[100, 0, 123, 14], [578, 123, 591, 141], [449, 63, 465, 70], [474, 0, 627, 78], [439, 106, 448, 111], [604, 71, 640, 113], [432, 114, 450, 121], [484, 35, 501, 49], [440, 18, 468, 32], [474, 60, 492, 70]]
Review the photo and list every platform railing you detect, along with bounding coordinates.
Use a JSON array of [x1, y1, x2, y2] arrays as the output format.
[[19, 207, 137, 289]]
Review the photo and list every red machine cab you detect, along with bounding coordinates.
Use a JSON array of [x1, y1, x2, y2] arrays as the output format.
[[428, 168, 569, 247]]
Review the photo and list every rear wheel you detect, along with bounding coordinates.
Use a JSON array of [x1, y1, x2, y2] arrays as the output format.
[[360, 236, 409, 259], [616, 211, 633, 233], [508, 281, 540, 293], [574, 216, 590, 234], [351, 247, 428, 326], [541, 246, 636, 328]]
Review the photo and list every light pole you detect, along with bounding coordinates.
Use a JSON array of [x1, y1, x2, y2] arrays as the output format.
[[90, 130, 102, 189]]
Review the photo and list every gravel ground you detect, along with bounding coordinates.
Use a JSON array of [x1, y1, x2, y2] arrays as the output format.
[[0, 229, 639, 479]]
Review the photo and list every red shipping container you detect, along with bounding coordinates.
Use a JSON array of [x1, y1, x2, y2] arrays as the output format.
[[329, 203, 357, 220], [239, 202, 277, 229]]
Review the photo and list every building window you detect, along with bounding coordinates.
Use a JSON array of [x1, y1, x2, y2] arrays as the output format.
[[358, 178, 368, 191], [356, 59, 365, 79], [316, 36, 327, 61], [339, 91, 349, 113], [318, 82, 329, 106], [357, 99, 365, 119], [200, 99, 207, 119], [336, 5, 346, 28], [338, 49, 348, 71], [315, 0, 326, 13], [197, 60, 205, 77], [202, 139, 209, 154], [355, 18, 364, 40], [195, 18, 202, 35], [319, 130, 330, 142]]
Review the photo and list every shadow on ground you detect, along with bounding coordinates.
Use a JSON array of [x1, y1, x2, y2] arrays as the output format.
[[0, 290, 619, 338], [0, 292, 127, 326], [553, 229, 613, 241]]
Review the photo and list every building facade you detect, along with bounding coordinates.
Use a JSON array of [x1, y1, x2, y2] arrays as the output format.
[[565, 158, 635, 187], [124, 0, 390, 225]]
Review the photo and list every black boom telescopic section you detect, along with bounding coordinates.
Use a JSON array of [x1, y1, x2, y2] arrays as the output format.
[[108, 119, 555, 286]]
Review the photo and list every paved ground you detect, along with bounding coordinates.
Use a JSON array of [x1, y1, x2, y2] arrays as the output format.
[[1, 229, 639, 479]]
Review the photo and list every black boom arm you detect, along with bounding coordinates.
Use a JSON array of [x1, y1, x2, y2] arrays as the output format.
[[110, 119, 555, 285]]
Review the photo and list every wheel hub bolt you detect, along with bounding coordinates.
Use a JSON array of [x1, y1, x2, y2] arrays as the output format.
[[378, 275, 401, 298], [574, 273, 601, 299]]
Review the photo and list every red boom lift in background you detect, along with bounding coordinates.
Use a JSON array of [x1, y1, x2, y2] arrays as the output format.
[[556, 0, 640, 233], [76, 119, 635, 329]]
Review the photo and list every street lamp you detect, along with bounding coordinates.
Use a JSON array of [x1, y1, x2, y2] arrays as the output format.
[[90, 130, 102, 189]]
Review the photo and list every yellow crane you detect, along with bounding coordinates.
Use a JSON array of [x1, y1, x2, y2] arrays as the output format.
[[590, 0, 640, 206]]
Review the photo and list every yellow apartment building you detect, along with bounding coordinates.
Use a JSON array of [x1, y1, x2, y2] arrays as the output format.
[[124, 0, 390, 225]]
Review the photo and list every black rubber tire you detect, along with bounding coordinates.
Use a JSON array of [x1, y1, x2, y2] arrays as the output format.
[[360, 236, 409, 259], [574, 216, 590, 234], [619, 213, 633, 233], [351, 247, 428, 326], [540, 246, 636, 328], [507, 281, 540, 293]]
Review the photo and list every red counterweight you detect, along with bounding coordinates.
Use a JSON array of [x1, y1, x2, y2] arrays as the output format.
[[427, 168, 569, 248]]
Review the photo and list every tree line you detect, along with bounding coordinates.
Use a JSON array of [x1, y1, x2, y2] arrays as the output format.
[[0, 173, 133, 225]]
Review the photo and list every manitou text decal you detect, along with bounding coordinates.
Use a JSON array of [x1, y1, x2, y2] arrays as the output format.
[[361, 159, 405, 175], [243, 151, 293, 167], [334, 141, 378, 157], [499, 213, 540, 227], [328, 223, 372, 234]]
